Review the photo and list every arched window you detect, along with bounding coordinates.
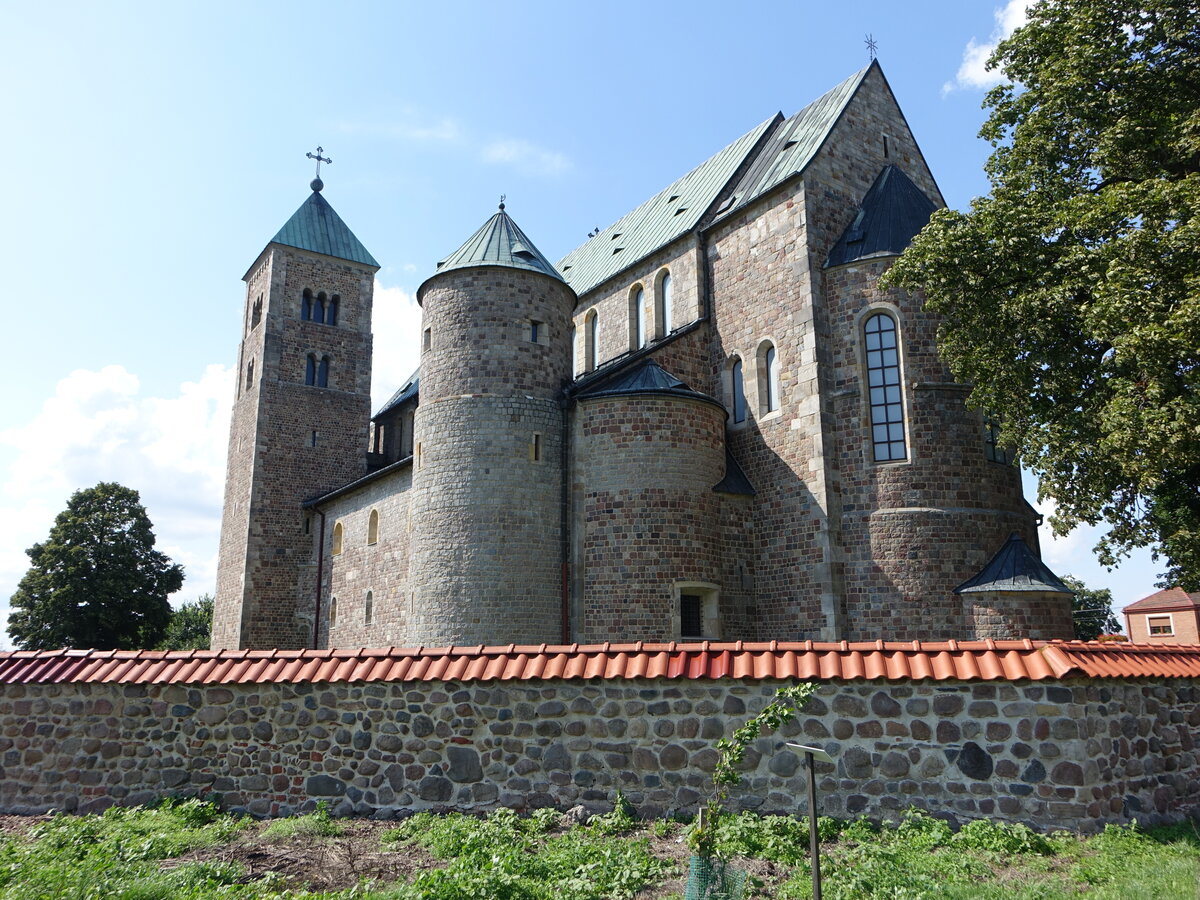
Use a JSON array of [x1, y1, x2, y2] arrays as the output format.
[[367, 509, 379, 545], [328, 295, 339, 326], [317, 356, 330, 388], [332, 522, 344, 555], [329, 596, 338, 625], [245, 358, 254, 391], [314, 292, 327, 324], [757, 341, 780, 414], [585, 310, 598, 372], [864, 312, 907, 461], [571, 324, 578, 373], [364, 590, 374, 625], [301, 289, 313, 321], [305, 354, 316, 386], [631, 286, 646, 349], [730, 357, 746, 424], [250, 294, 262, 330], [656, 271, 673, 337]]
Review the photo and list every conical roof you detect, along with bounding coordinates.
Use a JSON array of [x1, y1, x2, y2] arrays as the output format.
[[422, 206, 564, 296], [577, 359, 722, 409], [824, 164, 937, 268], [268, 184, 379, 268], [955, 532, 1073, 595]]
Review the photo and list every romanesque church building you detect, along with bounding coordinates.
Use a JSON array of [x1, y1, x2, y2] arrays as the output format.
[[212, 62, 1074, 652]]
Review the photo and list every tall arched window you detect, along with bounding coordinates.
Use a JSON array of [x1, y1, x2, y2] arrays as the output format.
[[656, 271, 673, 337], [632, 286, 646, 349], [585, 310, 598, 372], [301, 289, 313, 321], [314, 292, 327, 324], [757, 341, 780, 414], [305, 354, 316, 386], [331, 522, 344, 555], [329, 596, 338, 626], [364, 590, 374, 625], [317, 356, 330, 388], [327, 295, 339, 326], [864, 312, 907, 461], [730, 357, 746, 424], [367, 509, 379, 545], [245, 358, 254, 391]]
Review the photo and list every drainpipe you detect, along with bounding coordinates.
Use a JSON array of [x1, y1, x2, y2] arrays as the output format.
[[312, 509, 326, 649]]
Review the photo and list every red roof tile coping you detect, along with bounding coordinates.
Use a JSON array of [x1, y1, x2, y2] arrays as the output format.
[[1, 641, 1198, 687]]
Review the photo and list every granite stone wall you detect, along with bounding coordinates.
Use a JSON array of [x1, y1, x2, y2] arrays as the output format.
[[1, 676, 1196, 833]]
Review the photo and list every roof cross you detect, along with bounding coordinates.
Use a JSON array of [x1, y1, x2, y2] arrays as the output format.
[[865, 34, 879, 61], [306, 146, 332, 179]]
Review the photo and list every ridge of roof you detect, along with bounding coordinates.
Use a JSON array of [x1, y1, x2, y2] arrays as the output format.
[[373, 368, 419, 420], [267, 187, 379, 269], [556, 114, 779, 297], [956, 532, 1073, 595], [420, 207, 565, 299], [3, 640, 1197, 686], [1124, 587, 1200, 612], [824, 164, 937, 268]]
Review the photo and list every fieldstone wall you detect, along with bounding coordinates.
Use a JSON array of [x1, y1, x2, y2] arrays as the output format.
[[1, 675, 1197, 833]]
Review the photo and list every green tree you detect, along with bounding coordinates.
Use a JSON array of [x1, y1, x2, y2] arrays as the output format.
[[157, 594, 214, 650], [882, 0, 1200, 586], [1062, 575, 1121, 640], [8, 483, 184, 649]]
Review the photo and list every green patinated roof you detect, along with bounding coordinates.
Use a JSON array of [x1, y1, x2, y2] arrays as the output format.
[[422, 207, 564, 294], [556, 115, 777, 297], [556, 64, 874, 297], [269, 187, 379, 268]]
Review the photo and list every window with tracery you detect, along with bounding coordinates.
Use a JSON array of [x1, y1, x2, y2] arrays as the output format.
[[864, 312, 906, 462]]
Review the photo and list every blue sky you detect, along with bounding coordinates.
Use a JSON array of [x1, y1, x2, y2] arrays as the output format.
[[0, 1, 1160, 646]]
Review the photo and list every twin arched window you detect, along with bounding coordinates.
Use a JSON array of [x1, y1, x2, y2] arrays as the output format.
[[301, 289, 339, 326], [305, 354, 330, 388], [864, 312, 907, 462]]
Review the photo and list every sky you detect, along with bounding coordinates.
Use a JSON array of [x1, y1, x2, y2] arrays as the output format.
[[0, 0, 1163, 647]]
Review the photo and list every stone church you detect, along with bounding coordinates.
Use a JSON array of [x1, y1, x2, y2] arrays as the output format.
[[211, 61, 1074, 652]]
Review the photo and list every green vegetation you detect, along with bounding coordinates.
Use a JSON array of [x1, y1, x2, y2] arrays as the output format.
[[0, 799, 1197, 899], [157, 593, 215, 651]]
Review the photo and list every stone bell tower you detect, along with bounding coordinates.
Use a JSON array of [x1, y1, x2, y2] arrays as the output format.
[[212, 165, 379, 650]]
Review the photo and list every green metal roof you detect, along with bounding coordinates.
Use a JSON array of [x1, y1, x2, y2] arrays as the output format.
[[556, 115, 778, 297], [269, 186, 379, 268], [556, 64, 874, 297], [421, 206, 564, 296]]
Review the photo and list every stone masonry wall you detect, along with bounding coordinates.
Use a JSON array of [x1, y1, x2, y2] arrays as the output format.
[[1, 676, 1196, 833]]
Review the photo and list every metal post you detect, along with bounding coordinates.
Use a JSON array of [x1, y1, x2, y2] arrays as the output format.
[[807, 750, 821, 900]]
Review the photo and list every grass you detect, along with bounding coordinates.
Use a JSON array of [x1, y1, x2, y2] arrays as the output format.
[[0, 800, 1196, 899]]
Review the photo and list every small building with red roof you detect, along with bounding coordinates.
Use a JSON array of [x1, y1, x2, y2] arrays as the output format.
[[1123, 587, 1200, 644]]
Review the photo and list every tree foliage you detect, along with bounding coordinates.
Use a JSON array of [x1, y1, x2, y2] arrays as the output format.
[[1062, 574, 1121, 640], [8, 482, 184, 649], [882, 0, 1200, 586], [157, 594, 214, 651]]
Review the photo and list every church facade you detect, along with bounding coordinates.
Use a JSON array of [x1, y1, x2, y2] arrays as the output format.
[[211, 62, 1073, 652]]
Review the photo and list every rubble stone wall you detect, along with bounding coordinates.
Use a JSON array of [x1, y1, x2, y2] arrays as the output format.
[[1, 676, 1196, 833]]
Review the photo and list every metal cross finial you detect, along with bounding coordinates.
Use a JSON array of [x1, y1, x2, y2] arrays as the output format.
[[865, 34, 879, 61], [306, 146, 332, 179], [499, 193, 506, 210]]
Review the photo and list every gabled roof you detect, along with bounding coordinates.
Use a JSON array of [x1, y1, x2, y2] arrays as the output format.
[[267, 186, 379, 268], [824, 164, 937, 268], [1124, 587, 1200, 613], [3, 641, 1198, 686], [956, 532, 1073, 595], [556, 115, 778, 296], [420, 206, 564, 299], [714, 64, 873, 225], [373, 368, 419, 420], [576, 359, 722, 410], [555, 64, 875, 298]]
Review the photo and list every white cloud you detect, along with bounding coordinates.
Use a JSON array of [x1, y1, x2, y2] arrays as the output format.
[[370, 280, 423, 412], [481, 138, 571, 176], [944, 0, 1030, 94], [0, 364, 234, 648]]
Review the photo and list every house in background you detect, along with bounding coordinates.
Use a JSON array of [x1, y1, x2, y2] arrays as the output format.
[[1123, 588, 1200, 644]]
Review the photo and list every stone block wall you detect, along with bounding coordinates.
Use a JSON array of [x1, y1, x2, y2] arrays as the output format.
[[1, 675, 1196, 833]]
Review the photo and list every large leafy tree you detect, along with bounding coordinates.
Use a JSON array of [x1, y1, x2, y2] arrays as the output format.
[[8, 483, 184, 649], [883, 0, 1200, 585], [1062, 575, 1121, 640], [157, 594, 214, 651]]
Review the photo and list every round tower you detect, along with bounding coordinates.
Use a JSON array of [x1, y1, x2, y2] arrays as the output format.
[[408, 204, 576, 646], [574, 362, 728, 642]]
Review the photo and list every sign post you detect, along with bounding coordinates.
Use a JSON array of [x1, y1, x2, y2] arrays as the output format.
[[786, 742, 834, 900]]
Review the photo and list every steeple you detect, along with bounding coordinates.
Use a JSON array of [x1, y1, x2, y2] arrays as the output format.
[[266, 184, 379, 269]]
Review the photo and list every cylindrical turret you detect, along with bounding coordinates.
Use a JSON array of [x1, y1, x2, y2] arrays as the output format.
[[408, 207, 576, 646]]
